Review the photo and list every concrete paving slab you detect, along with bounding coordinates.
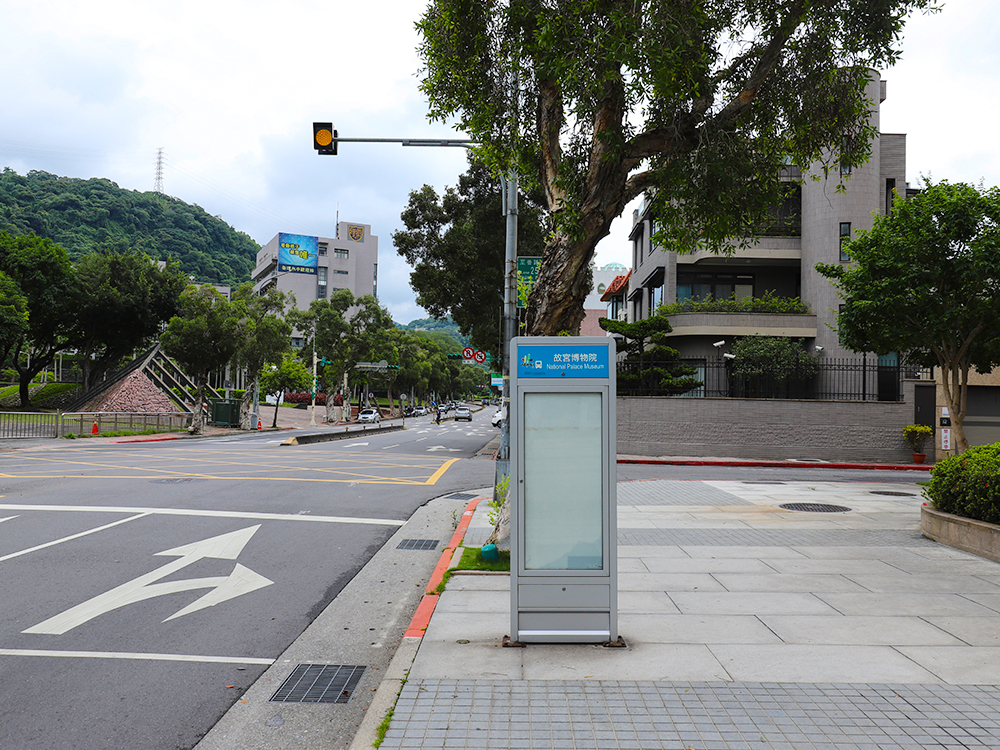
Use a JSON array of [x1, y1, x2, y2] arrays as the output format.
[[711, 572, 872, 593], [670, 591, 840, 615], [680, 545, 808, 559], [710, 644, 943, 683], [759, 615, 967, 646], [620, 614, 782, 644], [763, 558, 914, 575], [845, 573, 1000, 594], [817, 592, 1000, 617], [617, 544, 691, 558], [617, 572, 727, 592], [922, 616, 1000, 646], [896, 646, 1000, 684], [617, 591, 680, 614], [964, 593, 1000, 613], [519, 643, 731, 682], [434, 590, 507, 614], [640, 556, 777, 574]]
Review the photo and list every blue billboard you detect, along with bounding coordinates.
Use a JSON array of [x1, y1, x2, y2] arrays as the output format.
[[277, 233, 318, 275], [516, 343, 610, 379]]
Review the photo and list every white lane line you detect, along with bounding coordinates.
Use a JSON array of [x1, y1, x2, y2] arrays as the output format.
[[0, 648, 274, 665], [0, 515, 18, 524], [381, 444, 401, 450], [0, 504, 404, 527], [0, 513, 151, 563]]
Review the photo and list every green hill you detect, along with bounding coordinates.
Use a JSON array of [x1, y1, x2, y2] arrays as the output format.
[[0, 168, 258, 286]]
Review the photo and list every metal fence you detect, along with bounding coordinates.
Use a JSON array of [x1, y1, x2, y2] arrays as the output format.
[[618, 358, 933, 402], [0, 412, 192, 439]]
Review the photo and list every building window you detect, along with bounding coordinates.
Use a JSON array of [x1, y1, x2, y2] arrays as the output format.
[[317, 267, 327, 298], [332, 269, 348, 275], [632, 226, 643, 270], [839, 222, 851, 261], [318, 243, 328, 256], [334, 248, 349, 259], [677, 273, 754, 303], [597, 283, 607, 294]]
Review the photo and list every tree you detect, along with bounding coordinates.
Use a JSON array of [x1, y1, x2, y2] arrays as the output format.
[[0, 270, 28, 370], [0, 232, 75, 406], [817, 180, 1000, 454], [729, 336, 819, 398], [259, 353, 311, 428], [230, 283, 294, 429], [417, 0, 933, 335], [394, 156, 548, 354], [160, 285, 241, 434], [600, 315, 701, 395], [70, 249, 188, 391]]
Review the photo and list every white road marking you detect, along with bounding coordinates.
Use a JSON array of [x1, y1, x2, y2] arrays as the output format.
[[0, 513, 150, 563], [381, 444, 401, 450], [24, 526, 273, 635], [344, 442, 370, 447], [427, 446, 461, 452], [0, 515, 18, 524], [0, 504, 405, 527], [0, 648, 274, 665]]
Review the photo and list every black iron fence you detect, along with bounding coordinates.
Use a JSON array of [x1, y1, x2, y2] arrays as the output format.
[[618, 358, 933, 402]]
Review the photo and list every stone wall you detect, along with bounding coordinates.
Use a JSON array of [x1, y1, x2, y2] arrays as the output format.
[[84, 370, 178, 413], [618, 380, 915, 463]]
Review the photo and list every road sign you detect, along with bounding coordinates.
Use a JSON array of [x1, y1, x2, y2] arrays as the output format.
[[474, 350, 487, 364], [516, 256, 542, 308], [462, 347, 474, 359]]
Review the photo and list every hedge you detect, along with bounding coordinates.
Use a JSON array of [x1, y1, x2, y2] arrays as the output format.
[[925, 443, 1000, 525]]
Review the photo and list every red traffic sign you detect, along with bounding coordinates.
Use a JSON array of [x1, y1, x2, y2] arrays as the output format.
[[474, 350, 487, 363], [462, 346, 474, 360]]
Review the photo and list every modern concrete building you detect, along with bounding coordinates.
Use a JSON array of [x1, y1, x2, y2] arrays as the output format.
[[251, 222, 378, 313], [580, 262, 629, 335], [622, 73, 909, 363]]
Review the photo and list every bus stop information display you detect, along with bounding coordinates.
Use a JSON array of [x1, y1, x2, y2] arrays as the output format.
[[510, 337, 617, 644]]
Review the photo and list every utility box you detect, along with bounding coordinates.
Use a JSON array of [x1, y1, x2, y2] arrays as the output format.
[[509, 336, 617, 644]]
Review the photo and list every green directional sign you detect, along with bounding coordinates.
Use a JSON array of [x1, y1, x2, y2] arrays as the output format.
[[516, 256, 542, 308]]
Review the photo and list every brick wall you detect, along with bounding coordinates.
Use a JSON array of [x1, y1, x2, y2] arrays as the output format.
[[617, 380, 915, 463]]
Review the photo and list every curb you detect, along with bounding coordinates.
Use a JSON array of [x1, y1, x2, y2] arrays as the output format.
[[349, 497, 482, 750], [280, 423, 405, 446], [617, 457, 933, 472]]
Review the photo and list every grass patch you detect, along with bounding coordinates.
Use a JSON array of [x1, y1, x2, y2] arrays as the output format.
[[435, 546, 510, 594]]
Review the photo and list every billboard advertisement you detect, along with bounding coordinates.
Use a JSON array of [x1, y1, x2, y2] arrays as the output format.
[[278, 233, 318, 275]]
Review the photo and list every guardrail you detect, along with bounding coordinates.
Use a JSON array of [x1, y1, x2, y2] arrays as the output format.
[[0, 412, 192, 439]]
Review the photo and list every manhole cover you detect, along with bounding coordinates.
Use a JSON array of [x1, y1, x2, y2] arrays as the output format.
[[779, 503, 852, 513], [398, 539, 439, 551], [151, 478, 206, 484], [448, 493, 478, 501], [270, 664, 366, 703], [871, 491, 917, 497]]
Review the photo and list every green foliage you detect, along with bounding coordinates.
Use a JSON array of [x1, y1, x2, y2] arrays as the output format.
[[417, 0, 933, 334], [260, 353, 312, 428], [817, 179, 1000, 454], [599, 315, 701, 394], [903, 424, 933, 453], [730, 337, 819, 380], [659, 291, 810, 316], [489, 474, 509, 526], [0, 168, 258, 286], [393, 156, 547, 355], [925, 444, 1000, 525]]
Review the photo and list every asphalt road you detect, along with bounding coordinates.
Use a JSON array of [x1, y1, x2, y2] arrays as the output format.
[[0, 410, 497, 750]]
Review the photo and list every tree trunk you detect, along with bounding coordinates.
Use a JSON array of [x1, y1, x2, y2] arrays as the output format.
[[239, 378, 256, 430], [191, 374, 207, 434]]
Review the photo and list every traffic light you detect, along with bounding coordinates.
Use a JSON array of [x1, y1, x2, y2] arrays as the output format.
[[447, 354, 463, 360], [313, 123, 337, 155]]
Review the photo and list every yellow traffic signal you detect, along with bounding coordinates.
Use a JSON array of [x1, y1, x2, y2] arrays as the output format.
[[313, 122, 337, 155]]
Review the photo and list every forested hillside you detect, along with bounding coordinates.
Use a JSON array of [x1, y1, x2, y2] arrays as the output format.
[[0, 168, 258, 285]]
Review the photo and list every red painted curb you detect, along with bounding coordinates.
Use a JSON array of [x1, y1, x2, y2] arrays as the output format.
[[403, 497, 483, 639]]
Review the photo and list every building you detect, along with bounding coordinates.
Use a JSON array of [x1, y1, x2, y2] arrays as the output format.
[[251, 222, 378, 313], [580, 262, 629, 335], [622, 74, 906, 365]]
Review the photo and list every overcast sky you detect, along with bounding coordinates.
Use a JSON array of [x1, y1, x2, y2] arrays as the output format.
[[1, 0, 997, 324]]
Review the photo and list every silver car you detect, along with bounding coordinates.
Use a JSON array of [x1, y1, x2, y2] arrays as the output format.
[[358, 408, 381, 424], [455, 406, 472, 422]]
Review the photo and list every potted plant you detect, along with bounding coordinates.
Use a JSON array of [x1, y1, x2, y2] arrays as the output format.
[[903, 424, 933, 463]]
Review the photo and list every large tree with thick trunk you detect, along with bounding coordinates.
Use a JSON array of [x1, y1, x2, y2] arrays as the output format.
[[416, 0, 933, 335]]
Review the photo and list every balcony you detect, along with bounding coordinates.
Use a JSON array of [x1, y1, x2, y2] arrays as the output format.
[[663, 311, 817, 338]]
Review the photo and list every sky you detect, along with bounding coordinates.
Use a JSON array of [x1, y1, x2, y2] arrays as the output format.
[[1, 0, 997, 325]]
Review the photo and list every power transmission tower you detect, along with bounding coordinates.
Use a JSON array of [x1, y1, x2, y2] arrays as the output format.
[[154, 148, 164, 193]]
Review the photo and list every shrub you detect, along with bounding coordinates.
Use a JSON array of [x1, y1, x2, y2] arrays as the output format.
[[283, 391, 326, 405], [925, 443, 1000, 525], [658, 291, 810, 316], [903, 424, 933, 453]]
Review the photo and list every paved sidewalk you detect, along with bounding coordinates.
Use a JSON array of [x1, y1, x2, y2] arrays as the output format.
[[375, 478, 1000, 749]]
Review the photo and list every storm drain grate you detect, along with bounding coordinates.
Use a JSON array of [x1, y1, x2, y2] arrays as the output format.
[[270, 664, 365, 704], [779, 502, 852, 513], [398, 539, 439, 551], [871, 490, 917, 497], [447, 493, 478, 501]]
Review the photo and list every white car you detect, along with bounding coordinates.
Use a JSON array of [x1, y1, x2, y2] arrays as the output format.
[[491, 408, 505, 427], [358, 408, 381, 424]]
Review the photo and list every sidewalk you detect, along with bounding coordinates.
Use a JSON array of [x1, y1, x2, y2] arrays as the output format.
[[371, 478, 1000, 749]]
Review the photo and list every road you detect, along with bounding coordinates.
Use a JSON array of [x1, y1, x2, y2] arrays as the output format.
[[0, 409, 497, 750]]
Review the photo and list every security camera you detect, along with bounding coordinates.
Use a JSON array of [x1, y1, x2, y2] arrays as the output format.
[[712, 340, 726, 348], [814, 345, 824, 352], [723, 353, 736, 360]]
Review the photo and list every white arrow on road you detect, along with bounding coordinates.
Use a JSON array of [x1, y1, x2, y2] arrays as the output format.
[[344, 442, 369, 447], [426, 445, 461, 452], [24, 526, 273, 636]]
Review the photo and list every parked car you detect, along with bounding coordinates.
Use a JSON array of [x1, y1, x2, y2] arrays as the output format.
[[358, 408, 381, 424], [414, 406, 427, 416], [491, 408, 505, 427], [455, 406, 472, 422]]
